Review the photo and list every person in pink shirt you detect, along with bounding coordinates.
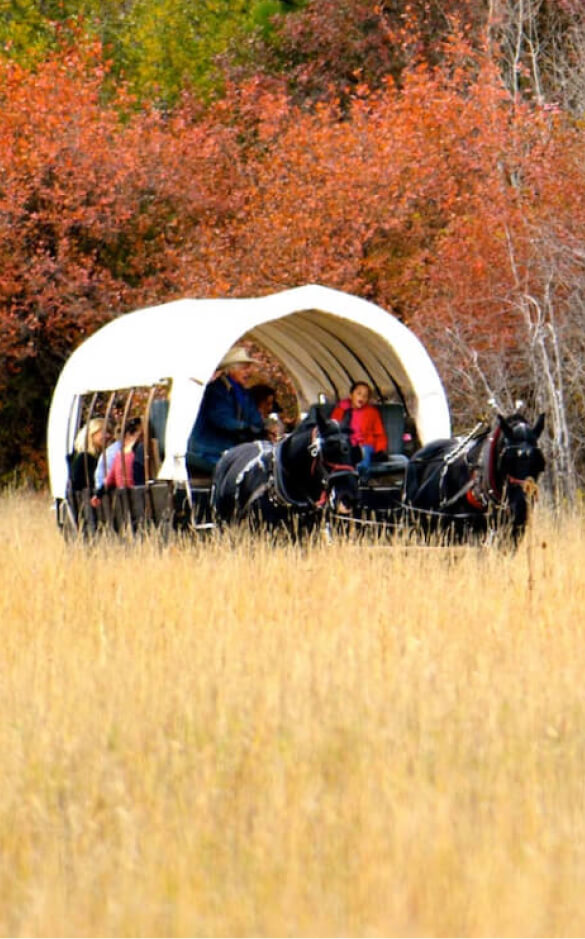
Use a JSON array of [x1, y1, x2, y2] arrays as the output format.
[[331, 381, 387, 479], [104, 417, 145, 489]]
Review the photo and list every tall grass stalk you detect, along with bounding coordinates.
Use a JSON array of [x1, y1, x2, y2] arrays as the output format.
[[0, 490, 583, 937]]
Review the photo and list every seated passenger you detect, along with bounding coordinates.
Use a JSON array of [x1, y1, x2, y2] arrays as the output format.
[[95, 423, 122, 491], [69, 418, 107, 492], [187, 346, 264, 473], [250, 382, 285, 443], [264, 413, 285, 443], [331, 381, 388, 480], [103, 418, 145, 490]]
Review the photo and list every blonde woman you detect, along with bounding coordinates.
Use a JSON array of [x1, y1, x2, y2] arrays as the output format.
[[69, 417, 106, 492]]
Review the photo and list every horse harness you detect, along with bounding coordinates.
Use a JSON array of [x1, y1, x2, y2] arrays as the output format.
[[438, 421, 538, 513], [232, 427, 357, 514]]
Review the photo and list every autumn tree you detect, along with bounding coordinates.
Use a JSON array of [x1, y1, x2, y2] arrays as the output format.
[[236, 0, 489, 108], [0, 40, 245, 479], [485, 0, 585, 114], [0, 1, 303, 107]]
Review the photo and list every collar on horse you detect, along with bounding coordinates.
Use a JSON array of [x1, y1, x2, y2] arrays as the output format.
[[440, 423, 505, 512], [449, 424, 501, 511], [468, 422, 538, 510]]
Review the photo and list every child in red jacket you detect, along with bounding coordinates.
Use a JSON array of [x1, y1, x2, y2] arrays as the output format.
[[331, 381, 387, 479]]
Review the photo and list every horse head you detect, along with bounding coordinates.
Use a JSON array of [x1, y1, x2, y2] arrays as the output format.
[[309, 410, 359, 514], [491, 412, 546, 542], [496, 412, 546, 488]]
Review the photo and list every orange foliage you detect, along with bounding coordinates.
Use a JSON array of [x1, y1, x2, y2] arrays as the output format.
[[0, 40, 244, 470], [179, 43, 577, 352]]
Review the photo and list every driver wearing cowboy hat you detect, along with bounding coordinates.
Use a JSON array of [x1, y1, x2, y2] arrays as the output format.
[[187, 345, 265, 473]]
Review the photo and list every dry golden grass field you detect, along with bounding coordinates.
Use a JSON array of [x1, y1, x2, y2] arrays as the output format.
[[1, 488, 585, 938]]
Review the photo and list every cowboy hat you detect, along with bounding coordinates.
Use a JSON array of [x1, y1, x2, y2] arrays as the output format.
[[218, 345, 257, 368]]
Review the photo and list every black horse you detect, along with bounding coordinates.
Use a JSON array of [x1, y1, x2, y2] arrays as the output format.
[[211, 410, 359, 536], [404, 412, 546, 544]]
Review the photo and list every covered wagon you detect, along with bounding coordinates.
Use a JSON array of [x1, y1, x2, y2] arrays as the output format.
[[47, 284, 451, 536]]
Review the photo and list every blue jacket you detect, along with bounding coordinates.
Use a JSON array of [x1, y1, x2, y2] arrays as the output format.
[[187, 374, 264, 472]]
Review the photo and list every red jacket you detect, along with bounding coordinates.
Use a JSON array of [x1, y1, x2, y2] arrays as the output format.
[[331, 399, 387, 452]]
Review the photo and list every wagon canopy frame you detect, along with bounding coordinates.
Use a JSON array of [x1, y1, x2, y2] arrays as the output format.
[[47, 284, 451, 500]]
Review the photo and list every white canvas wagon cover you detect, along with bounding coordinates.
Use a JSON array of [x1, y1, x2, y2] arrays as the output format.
[[47, 284, 451, 499]]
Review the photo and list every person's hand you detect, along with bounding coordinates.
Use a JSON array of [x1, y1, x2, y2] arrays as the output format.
[[90, 495, 101, 508]]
